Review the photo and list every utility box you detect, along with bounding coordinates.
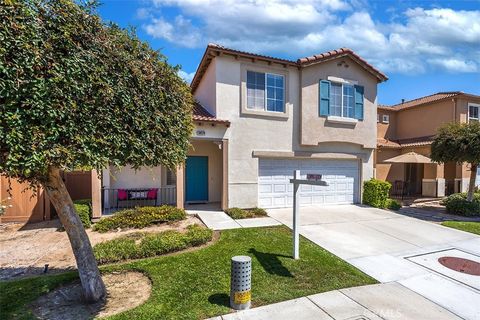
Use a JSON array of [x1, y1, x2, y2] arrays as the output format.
[[230, 255, 251, 310]]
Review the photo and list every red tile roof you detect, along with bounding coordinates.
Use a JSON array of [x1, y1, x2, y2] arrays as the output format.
[[192, 102, 230, 125], [377, 135, 435, 148], [388, 92, 463, 111], [191, 43, 388, 93], [298, 48, 388, 82]]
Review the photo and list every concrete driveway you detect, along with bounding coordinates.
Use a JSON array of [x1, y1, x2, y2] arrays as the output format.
[[268, 205, 480, 320]]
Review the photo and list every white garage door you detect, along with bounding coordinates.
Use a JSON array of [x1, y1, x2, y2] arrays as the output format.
[[258, 159, 359, 208], [476, 169, 480, 187]]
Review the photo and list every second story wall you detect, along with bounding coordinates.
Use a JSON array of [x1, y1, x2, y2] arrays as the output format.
[[396, 99, 454, 139], [300, 57, 378, 148], [377, 108, 397, 140], [195, 58, 217, 116]]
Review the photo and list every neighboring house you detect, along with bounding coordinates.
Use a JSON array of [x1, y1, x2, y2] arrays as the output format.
[[96, 43, 387, 216], [376, 92, 480, 198]]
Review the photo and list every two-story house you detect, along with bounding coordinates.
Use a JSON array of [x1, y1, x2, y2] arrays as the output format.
[[95, 43, 387, 217], [376, 92, 480, 198]]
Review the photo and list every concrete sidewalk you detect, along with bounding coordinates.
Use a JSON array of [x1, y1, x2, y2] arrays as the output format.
[[208, 282, 461, 320]]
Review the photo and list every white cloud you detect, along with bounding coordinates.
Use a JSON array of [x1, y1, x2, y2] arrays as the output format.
[[142, 1, 480, 74], [178, 70, 195, 83]]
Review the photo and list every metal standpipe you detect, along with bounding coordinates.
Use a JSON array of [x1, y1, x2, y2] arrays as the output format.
[[230, 255, 252, 310]]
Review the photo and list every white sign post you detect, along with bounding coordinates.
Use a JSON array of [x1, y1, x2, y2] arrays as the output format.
[[290, 170, 328, 260]]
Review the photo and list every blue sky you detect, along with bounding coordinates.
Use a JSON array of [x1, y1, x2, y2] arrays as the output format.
[[97, 0, 480, 105]]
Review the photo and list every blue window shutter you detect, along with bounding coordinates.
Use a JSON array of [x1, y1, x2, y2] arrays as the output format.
[[319, 80, 330, 116], [354, 85, 364, 120]]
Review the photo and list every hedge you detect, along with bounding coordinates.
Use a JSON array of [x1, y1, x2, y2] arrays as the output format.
[[224, 207, 268, 219], [93, 224, 213, 264], [93, 206, 186, 233], [441, 193, 480, 217], [363, 179, 392, 208], [73, 199, 92, 228]]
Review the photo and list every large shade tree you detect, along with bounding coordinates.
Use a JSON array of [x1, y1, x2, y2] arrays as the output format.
[[431, 122, 480, 202], [0, 0, 193, 302]]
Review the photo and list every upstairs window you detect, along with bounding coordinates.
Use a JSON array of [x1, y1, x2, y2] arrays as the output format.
[[469, 104, 479, 122], [319, 80, 364, 120], [382, 114, 390, 123], [247, 71, 285, 112]]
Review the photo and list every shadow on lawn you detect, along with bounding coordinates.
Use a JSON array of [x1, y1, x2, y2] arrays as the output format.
[[208, 293, 230, 308], [248, 248, 293, 278]]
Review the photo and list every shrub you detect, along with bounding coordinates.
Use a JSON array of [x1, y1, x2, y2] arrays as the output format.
[[386, 199, 401, 211], [92, 205, 186, 233], [73, 199, 92, 228], [224, 207, 268, 219], [441, 193, 480, 217], [363, 179, 392, 208], [93, 224, 213, 264]]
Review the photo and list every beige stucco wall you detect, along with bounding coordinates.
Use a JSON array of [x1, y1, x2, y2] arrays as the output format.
[[188, 139, 223, 203], [377, 109, 397, 140], [207, 55, 375, 208], [195, 58, 217, 116], [395, 100, 454, 139], [300, 57, 378, 148], [107, 166, 163, 189]]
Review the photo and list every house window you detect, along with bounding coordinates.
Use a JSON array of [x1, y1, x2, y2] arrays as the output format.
[[319, 80, 364, 120], [382, 114, 389, 123], [166, 169, 176, 185], [377, 114, 380, 123], [247, 71, 284, 112], [469, 104, 479, 122]]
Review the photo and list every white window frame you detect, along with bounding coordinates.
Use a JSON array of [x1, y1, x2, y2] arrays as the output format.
[[468, 103, 480, 122], [377, 113, 380, 123], [382, 114, 390, 123], [329, 81, 355, 119], [246, 71, 285, 113]]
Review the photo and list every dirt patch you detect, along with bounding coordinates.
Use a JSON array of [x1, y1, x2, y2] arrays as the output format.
[[0, 215, 203, 280], [30, 271, 151, 319]]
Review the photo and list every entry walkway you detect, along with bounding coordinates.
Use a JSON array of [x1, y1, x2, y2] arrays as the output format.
[[185, 208, 281, 230]]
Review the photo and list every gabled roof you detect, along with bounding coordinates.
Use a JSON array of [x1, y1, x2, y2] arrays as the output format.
[[297, 48, 388, 82], [191, 43, 388, 93], [192, 102, 230, 125], [378, 91, 480, 112]]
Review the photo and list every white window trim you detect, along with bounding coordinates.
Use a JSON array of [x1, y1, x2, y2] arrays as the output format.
[[382, 114, 390, 123], [327, 76, 358, 85], [330, 81, 355, 119], [468, 103, 480, 122], [246, 71, 285, 113], [327, 115, 358, 125]]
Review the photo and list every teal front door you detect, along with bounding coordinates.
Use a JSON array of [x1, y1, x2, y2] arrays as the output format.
[[185, 156, 208, 203]]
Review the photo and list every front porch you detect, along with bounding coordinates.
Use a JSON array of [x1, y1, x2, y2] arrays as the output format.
[[376, 145, 473, 199]]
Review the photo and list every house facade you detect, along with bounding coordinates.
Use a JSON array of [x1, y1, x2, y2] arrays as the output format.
[[96, 44, 387, 216], [376, 92, 480, 198]]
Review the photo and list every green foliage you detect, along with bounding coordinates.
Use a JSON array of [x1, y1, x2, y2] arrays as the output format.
[[386, 198, 401, 210], [363, 179, 392, 208], [73, 201, 92, 228], [93, 224, 213, 264], [431, 122, 480, 165], [441, 193, 480, 216], [224, 207, 268, 219], [0, 0, 193, 186], [92, 206, 186, 232]]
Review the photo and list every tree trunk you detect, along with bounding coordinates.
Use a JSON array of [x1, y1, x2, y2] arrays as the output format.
[[467, 163, 478, 202], [43, 167, 106, 303]]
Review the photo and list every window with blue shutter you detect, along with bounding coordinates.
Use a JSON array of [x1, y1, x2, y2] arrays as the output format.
[[354, 85, 364, 120], [318, 80, 364, 120], [319, 80, 330, 116]]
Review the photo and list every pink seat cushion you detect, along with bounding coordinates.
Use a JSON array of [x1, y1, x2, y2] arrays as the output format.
[[147, 188, 158, 200], [118, 189, 128, 201]]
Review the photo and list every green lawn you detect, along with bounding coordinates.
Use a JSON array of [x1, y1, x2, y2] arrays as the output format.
[[441, 221, 480, 235], [0, 226, 376, 320]]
